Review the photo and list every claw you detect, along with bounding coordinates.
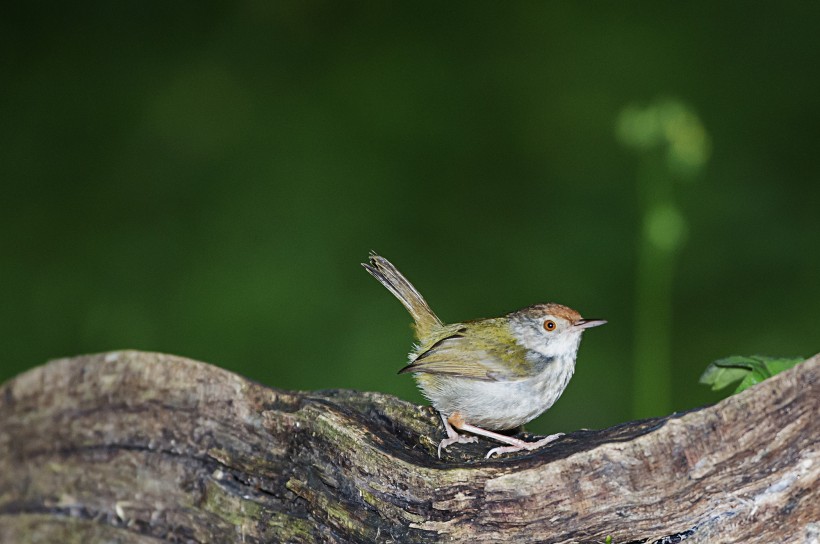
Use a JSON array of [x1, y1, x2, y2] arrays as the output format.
[[484, 433, 564, 458], [437, 434, 478, 458], [437, 411, 564, 458]]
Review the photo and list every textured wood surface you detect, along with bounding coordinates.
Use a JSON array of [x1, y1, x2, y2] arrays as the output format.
[[0, 351, 818, 543]]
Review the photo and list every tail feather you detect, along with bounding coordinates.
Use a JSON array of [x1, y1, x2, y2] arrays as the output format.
[[362, 253, 442, 339]]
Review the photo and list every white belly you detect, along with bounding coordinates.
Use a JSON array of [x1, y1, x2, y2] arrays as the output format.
[[415, 356, 576, 430]]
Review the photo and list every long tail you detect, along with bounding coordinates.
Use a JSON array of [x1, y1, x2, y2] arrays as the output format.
[[362, 253, 442, 339]]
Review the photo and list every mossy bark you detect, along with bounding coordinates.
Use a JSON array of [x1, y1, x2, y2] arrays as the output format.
[[1, 351, 818, 543]]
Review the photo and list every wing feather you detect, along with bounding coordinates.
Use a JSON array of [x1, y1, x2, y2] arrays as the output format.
[[399, 324, 528, 381]]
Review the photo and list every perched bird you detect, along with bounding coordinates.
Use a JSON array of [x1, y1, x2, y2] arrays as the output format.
[[363, 253, 605, 458]]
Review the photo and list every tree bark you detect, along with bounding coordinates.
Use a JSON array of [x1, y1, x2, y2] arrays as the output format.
[[0, 351, 817, 544]]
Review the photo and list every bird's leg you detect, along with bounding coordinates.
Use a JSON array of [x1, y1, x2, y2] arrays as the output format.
[[436, 412, 478, 458], [451, 419, 564, 459]]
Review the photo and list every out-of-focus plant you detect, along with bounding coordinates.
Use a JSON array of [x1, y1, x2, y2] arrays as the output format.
[[616, 98, 711, 418], [700, 355, 805, 394]]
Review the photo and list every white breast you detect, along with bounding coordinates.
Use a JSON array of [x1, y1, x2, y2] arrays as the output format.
[[415, 354, 577, 430]]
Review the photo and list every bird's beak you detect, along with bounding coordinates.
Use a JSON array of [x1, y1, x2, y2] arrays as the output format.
[[574, 318, 607, 330]]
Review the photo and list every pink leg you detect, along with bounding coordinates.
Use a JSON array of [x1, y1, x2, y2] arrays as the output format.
[[438, 413, 478, 459], [455, 421, 564, 459], [436, 413, 478, 458]]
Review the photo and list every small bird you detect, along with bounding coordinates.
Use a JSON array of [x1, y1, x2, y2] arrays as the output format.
[[363, 253, 605, 458]]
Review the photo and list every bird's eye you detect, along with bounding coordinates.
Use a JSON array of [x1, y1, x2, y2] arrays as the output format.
[[543, 320, 556, 331]]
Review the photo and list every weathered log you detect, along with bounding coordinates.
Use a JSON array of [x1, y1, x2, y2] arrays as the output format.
[[0, 351, 817, 543]]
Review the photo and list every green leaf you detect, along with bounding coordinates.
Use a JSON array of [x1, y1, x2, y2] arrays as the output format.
[[699, 355, 804, 394]]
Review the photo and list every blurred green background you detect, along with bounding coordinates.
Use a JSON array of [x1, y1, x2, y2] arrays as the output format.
[[2, 2, 818, 434]]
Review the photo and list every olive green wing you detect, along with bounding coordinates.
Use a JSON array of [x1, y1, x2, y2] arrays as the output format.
[[398, 321, 530, 381]]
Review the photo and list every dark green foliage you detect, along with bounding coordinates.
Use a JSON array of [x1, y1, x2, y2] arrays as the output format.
[[700, 355, 805, 394], [2, 3, 819, 432]]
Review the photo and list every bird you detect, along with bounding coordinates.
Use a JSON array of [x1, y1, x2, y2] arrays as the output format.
[[363, 253, 606, 458]]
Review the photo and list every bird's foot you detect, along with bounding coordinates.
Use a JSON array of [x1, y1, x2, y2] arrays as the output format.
[[437, 412, 563, 458], [437, 412, 479, 458], [485, 432, 564, 459], [437, 434, 479, 458]]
